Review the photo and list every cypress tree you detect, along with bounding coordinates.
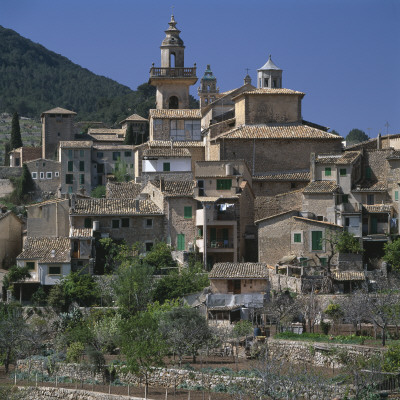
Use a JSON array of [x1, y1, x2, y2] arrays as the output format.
[[10, 112, 23, 150], [13, 164, 35, 203], [124, 124, 134, 145], [3, 141, 10, 166]]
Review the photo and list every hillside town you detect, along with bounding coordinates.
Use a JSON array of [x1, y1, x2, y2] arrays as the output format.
[[1, 14, 400, 400]]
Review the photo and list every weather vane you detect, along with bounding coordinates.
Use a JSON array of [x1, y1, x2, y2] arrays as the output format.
[[245, 68, 250, 75]]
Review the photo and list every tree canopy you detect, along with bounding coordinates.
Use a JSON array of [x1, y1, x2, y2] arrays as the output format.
[[346, 129, 369, 144], [10, 112, 22, 150]]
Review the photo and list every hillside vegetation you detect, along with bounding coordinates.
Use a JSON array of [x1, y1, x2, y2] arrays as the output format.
[[0, 25, 198, 125]]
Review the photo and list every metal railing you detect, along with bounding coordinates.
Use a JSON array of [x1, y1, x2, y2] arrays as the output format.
[[149, 67, 197, 78]]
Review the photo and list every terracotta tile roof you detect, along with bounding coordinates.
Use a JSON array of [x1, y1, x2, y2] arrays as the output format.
[[255, 210, 299, 224], [293, 216, 343, 228], [232, 88, 305, 100], [71, 198, 163, 216], [332, 271, 365, 281], [387, 150, 400, 160], [253, 170, 310, 181], [150, 180, 195, 197], [106, 181, 142, 199], [209, 262, 269, 279], [119, 114, 148, 124], [69, 228, 93, 238], [315, 151, 361, 165], [59, 141, 93, 148], [88, 128, 125, 135], [352, 182, 387, 192], [41, 107, 76, 115], [194, 196, 239, 202], [303, 180, 339, 193], [26, 198, 66, 208], [364, 204, 393, 213], [149, 140, 204, 147], [149, 109, 202, 119], [89, 135, 125, 142], [93, 145, 135, 151], [143, 148, 191, 158], [17, 237, 71, 263], [212, 124, 342, 141]]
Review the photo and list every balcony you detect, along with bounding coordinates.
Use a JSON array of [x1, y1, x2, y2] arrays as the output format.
[[149, 67, 197, 78], [196, 206, 236, 226], [208, 239, 234, 249]]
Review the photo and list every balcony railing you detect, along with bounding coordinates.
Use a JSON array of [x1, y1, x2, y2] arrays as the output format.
[[150, 67, 197, 78], [208, 239, 234, 249]]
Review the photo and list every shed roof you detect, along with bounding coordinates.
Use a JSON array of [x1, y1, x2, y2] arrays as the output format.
[[332, 271, 365, 281], [119, 113, 148, 124], [106, 181, 142, 199], [209, 262, 269, 279], [149, 180, 195, 197], [303, 180, 339, 194], [253, 170, 310, 181], [143, 148, 191, 158], [315, 151, 361, 165]]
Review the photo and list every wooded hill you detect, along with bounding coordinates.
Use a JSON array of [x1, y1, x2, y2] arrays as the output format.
[[0, 26, 198, 125]]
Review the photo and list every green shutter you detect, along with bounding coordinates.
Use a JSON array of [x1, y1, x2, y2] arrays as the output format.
[[340, 168, 347, 176], [311, 231, 323, 251], [177, 234, 185, 251], [79, 161, 85, 171], [325, 167, 331, 177], [84, 218, 92, 228], [395, 191, 399, 201], [184, 206, 192, 219], [366, 166, 372, 179], [294, 233, 301, 243], [163, 162, 170, 171], [68, 161, 73, 172], [217, 179, 232, 190], [80, 174, 85, 184]]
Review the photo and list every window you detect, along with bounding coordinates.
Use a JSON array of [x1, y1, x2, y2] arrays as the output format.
[[324, 167, 331, 177], [68, 186, 73, 194], [79, 174, 85, 184], [39, 172, 44, 179], [97, 164, 104, 173], [66, 174, 73, 184], [55, 171, 59, 177], [121, 218, 129, 228], [49, 266, 61, 275], [84, 218, 92, 228], [290, 182, 296, 189], [145, 242, 153, 252], [395, 191, 399, 201], [299, 258, 308, 267], [177, 234, 185, 251], [80, 150, 85, 157], [342, 194, 349, 203], [320, 258, 327, 267], [46, 172, 52, 179], [79, 161, 85, 172], [184, 206, 192, 219], [311, 231, 323, 251], [113, 152, 121, 161], [367, 194, 374, 205], [170, 119, 201, 141], [68, 149, 73, 159], [198, 180, 204, 196], [163, 162, 170, 172], [317, 215, 324, 221], [217, 179, 232, 190], [293, 233, 302, 243], [197, 227, 203, 237], [145, 219, 153, 228], [124, 151, 132, 157], [340, 168, 347, 176], [68, 161, 73, 172], [97, 152, 104, 158], [32, 172, 37, 179], [26, 262, 35, 270], [112, 219, 120, 229], [366, 166, 372, 179], [264, 78, 269, 87]]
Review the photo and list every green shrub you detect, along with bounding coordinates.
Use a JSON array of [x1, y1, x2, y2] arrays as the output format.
[[66, 342, 85, 363]]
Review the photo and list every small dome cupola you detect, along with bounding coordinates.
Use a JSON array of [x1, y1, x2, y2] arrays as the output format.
[[160, 15, 185, 68], [257, 54, 283, 89]]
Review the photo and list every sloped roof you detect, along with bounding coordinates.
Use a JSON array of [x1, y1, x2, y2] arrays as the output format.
[[212, 124, 341, 141], [0, 210, 22, 224], [352, 182, 387, 192], [106, 181, 142, 199], [143, 148, 191, 158], [71, 198, 163, 216], [88, 128, 125, 135], [59, 141, 93, 148], [148, 140, 204, 148], [303, 180, 339, 193], [209, 262, 269, 279], [332, 271, 365, 281], [17, 237, 71, 263], [119, 114, 148, 124], [149, 109, 202, 119], [232, 88, 304, 100], [150, 180, 195, 197], [316, 151, 361, 165], [258, 55, 282, 71], [253, 170, 310, 181], [41, 107, 76, 116], [293, 216, 342, 228]]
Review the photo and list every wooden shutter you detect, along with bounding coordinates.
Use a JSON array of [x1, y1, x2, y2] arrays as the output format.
[[177, 234, 185, 250], [311, 231, 323, 251]]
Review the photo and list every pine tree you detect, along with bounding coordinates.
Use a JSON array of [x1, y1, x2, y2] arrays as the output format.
[[124, 124, 134, 145], [10, 112, 23, 150]]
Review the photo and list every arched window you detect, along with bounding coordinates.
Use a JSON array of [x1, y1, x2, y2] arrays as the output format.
[[170, 52, 176, 68], [169, 96, 179, 109]]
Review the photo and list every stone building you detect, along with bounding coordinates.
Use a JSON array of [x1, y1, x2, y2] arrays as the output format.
[[198, 65, 220, 108], [41, 107, 77, 160], [0, 210, 23, 269], [9, 146, 42, 167], [25, 158, 61, 198]]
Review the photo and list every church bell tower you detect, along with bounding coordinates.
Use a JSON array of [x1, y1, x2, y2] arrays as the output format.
[[149, 15, 198, 109]]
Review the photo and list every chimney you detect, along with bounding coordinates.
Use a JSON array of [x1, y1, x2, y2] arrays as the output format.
[[377, 133, 381, 150], [160, 177, 165, 192], [310, 153, 316, 182], [51, 249, 55, 258], [135, 199, 140, 212]]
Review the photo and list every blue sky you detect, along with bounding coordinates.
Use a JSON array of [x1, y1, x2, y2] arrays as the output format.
[[1, 0, 399, 138]]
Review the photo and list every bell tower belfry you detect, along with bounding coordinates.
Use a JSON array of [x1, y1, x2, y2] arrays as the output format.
[[257, 55, 283, 89], [198, 65, 219, 108], [149, 15, 197, 109]]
